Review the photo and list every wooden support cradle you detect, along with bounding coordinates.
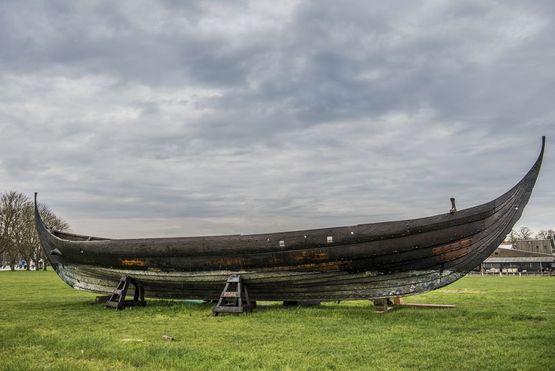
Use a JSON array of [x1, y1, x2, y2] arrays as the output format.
[[372, 297, 456, 313]]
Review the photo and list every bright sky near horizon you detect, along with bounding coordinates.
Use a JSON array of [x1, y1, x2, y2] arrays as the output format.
[[1, 1, 554, 238]]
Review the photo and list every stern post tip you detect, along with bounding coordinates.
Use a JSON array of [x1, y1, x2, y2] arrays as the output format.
[[33, 193, 43, 227]]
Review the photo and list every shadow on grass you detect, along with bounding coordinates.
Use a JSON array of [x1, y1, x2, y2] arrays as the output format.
[[18, 296, 469, 321]]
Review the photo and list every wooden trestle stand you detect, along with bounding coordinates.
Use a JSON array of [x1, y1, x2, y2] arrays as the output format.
[[372, 297, 456, 313], [213, 275, 255, 315]]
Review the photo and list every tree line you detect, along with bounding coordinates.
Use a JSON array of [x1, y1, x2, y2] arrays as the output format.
[[508, 226, 554, 242], [0, 191, 69, 270]]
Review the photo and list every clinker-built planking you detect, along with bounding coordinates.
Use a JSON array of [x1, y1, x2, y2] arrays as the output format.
[[35, 137, 545, 301]]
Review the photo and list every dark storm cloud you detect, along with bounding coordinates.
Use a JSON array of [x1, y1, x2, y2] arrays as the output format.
[[0, 0, 554, 237]]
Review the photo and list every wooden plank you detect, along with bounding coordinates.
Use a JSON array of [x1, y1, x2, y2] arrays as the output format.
[[396, 303, 456, 309]]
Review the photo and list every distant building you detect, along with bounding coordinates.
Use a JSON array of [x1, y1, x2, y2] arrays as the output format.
[[511, 239, 554, 255], [481, 239, 554, 274]]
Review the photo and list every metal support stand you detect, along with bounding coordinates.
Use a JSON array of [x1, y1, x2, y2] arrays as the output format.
[[213, 275, 253, 315], [105, 276, 146, 310]]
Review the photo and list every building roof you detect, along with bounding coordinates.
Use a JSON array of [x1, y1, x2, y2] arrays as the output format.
[[489, 248, 553, 258], [484, 256, 553, 263]]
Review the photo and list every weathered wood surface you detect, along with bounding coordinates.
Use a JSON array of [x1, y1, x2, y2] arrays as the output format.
[[35, 137, 545, 301]]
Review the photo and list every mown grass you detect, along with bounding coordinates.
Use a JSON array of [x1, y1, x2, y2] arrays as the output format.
[[0, 271, 553, 370]]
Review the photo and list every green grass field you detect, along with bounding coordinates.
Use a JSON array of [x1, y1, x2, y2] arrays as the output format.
[[0, 271, 553, 370]]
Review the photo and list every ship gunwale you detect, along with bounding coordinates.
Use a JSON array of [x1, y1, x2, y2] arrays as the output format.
[[34, 137, 545, 300]]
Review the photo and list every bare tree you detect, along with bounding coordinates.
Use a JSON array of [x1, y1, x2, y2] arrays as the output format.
[[536, 230, 548, 239], [0, 191, 69, 270], [0, 192, 29, 270], [536, 229, 555, 240], [517, 226, 533, 240], [508, 227, 538, 242], [508, 230, 518, 243], [18, 204, 40, 270]]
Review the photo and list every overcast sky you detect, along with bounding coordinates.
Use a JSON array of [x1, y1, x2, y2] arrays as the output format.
[[1, 0, 554, 238]]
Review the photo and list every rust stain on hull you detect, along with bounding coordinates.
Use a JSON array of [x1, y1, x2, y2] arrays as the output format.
[[121, 258, 146, 267], [207, 257, 245, 267], [291, 249, 330, 262], [433, 239, 472, 262]]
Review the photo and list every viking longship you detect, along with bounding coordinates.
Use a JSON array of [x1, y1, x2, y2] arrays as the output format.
[[35, 137, 545, 302]]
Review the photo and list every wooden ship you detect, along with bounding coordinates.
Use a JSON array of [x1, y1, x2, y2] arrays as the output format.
[[35, 137, 545, 304]]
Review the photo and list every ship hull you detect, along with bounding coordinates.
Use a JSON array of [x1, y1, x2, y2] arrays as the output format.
[[35, 137, 545, 300]]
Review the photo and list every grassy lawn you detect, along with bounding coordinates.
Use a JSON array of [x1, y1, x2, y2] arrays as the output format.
[[0, 271, 553, 370]]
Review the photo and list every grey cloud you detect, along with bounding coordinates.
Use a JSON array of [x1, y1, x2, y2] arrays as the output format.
[[0, 0, 554, 238]]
